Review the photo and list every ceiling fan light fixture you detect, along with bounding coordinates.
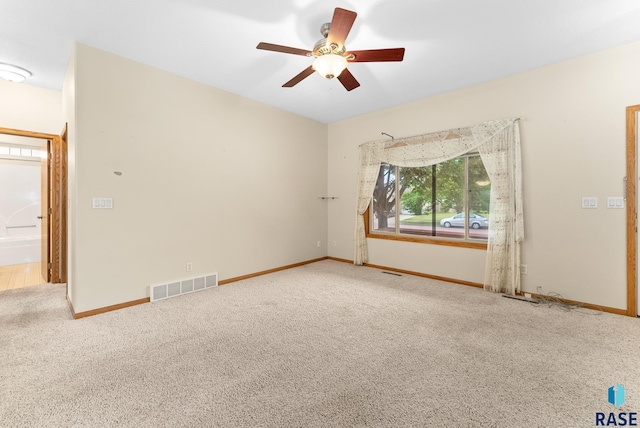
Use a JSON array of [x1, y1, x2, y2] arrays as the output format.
[[257, 7, 404, 90], [312, 54, 347, 79], [0, 63, 32, 82]]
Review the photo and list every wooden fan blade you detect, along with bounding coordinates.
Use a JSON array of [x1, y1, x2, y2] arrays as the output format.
[[283, 66, 315, 88], [256, 42, 311, 57], [337, 68, 360, 91], [346, 48, 405, 63], [327, 8, 357, 48]]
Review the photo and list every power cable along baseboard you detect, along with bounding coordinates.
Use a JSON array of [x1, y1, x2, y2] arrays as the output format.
[[502, 294, 539, 304], [382, 271, 402, 276]]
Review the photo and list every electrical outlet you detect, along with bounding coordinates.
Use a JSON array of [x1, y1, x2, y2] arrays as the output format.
[[332, 240, 337, 247], [520, 264, 528, 275], [524, 292, 532, 299], [186, 262, 193, 272], [317, 241, 321, 247]]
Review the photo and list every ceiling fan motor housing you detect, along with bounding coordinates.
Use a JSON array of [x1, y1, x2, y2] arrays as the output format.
[[313, 23, 346, 56]]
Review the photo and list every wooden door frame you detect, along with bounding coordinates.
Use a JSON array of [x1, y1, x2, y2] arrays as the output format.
[[0, 126, 67, 284], [58, 124, 67, 283], [40, 138, 51, 282], [626, 105, 640, 317]]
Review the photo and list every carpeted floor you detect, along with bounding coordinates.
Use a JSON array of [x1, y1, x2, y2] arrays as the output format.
[[1, 260, 639, 427]]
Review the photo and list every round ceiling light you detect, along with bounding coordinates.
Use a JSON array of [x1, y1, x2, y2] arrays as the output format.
[[0, 63, 32, 82], [312, 54, 347, 79]]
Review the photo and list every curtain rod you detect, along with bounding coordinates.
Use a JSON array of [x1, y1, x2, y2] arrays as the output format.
[[381, 132, 394, 141]]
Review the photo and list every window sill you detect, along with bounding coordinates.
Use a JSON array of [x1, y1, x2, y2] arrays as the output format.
[[366, 232, 488, 250]]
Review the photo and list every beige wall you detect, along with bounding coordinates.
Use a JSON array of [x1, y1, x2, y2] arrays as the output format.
[[328, 41, 640, 310], [67, 44, 328, 313], [63, 45, 77, 302], [0, 79, 61, 134]]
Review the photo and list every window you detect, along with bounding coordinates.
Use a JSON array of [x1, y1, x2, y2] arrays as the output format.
[[0, 144, 42, 160], [369, 153, 490, 244]]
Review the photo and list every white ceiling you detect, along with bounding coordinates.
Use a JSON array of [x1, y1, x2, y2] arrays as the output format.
[[2, 0, 640, 123]]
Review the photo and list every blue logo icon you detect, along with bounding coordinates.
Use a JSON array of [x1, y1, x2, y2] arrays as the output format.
[[608, 384, 626, 408]]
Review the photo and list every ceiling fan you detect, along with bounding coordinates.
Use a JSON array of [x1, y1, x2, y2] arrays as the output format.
[[256, 7, 405, 91]]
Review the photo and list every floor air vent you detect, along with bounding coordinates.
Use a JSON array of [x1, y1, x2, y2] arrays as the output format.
[[150, 273, 218, 302]]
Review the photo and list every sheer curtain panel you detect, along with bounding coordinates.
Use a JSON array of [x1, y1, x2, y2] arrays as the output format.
[[355, 141, 385, 265]]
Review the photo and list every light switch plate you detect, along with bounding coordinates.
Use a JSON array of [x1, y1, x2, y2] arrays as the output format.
[[582, 197, 597, 209], [607, 197, 624, 209], [92, 197, 113, 209]]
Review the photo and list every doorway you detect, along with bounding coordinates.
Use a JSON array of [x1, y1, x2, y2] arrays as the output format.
[[0, 126, 67, 286], [0, 135, 45, 289]]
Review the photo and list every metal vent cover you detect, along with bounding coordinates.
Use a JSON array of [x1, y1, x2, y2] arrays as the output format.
[[150, 272, 218, 302]]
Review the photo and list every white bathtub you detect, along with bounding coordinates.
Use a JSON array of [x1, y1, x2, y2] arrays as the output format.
[[0, 234, 41, 267]]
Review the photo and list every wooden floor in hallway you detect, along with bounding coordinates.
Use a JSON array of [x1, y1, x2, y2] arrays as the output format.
[[0, 262, 47, 291]]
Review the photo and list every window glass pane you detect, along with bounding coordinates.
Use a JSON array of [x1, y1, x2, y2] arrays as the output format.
[[10, 147, 20, 156], [20, 148, 32, 157], [468, 155, 490, 240], [0, 146, 9, 155], [371, 163, 396, 232], [371, 156, 490, 243], [398, 165, 433, 236], [398, 158, 466, 239], [435, 157, 465, 238]]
